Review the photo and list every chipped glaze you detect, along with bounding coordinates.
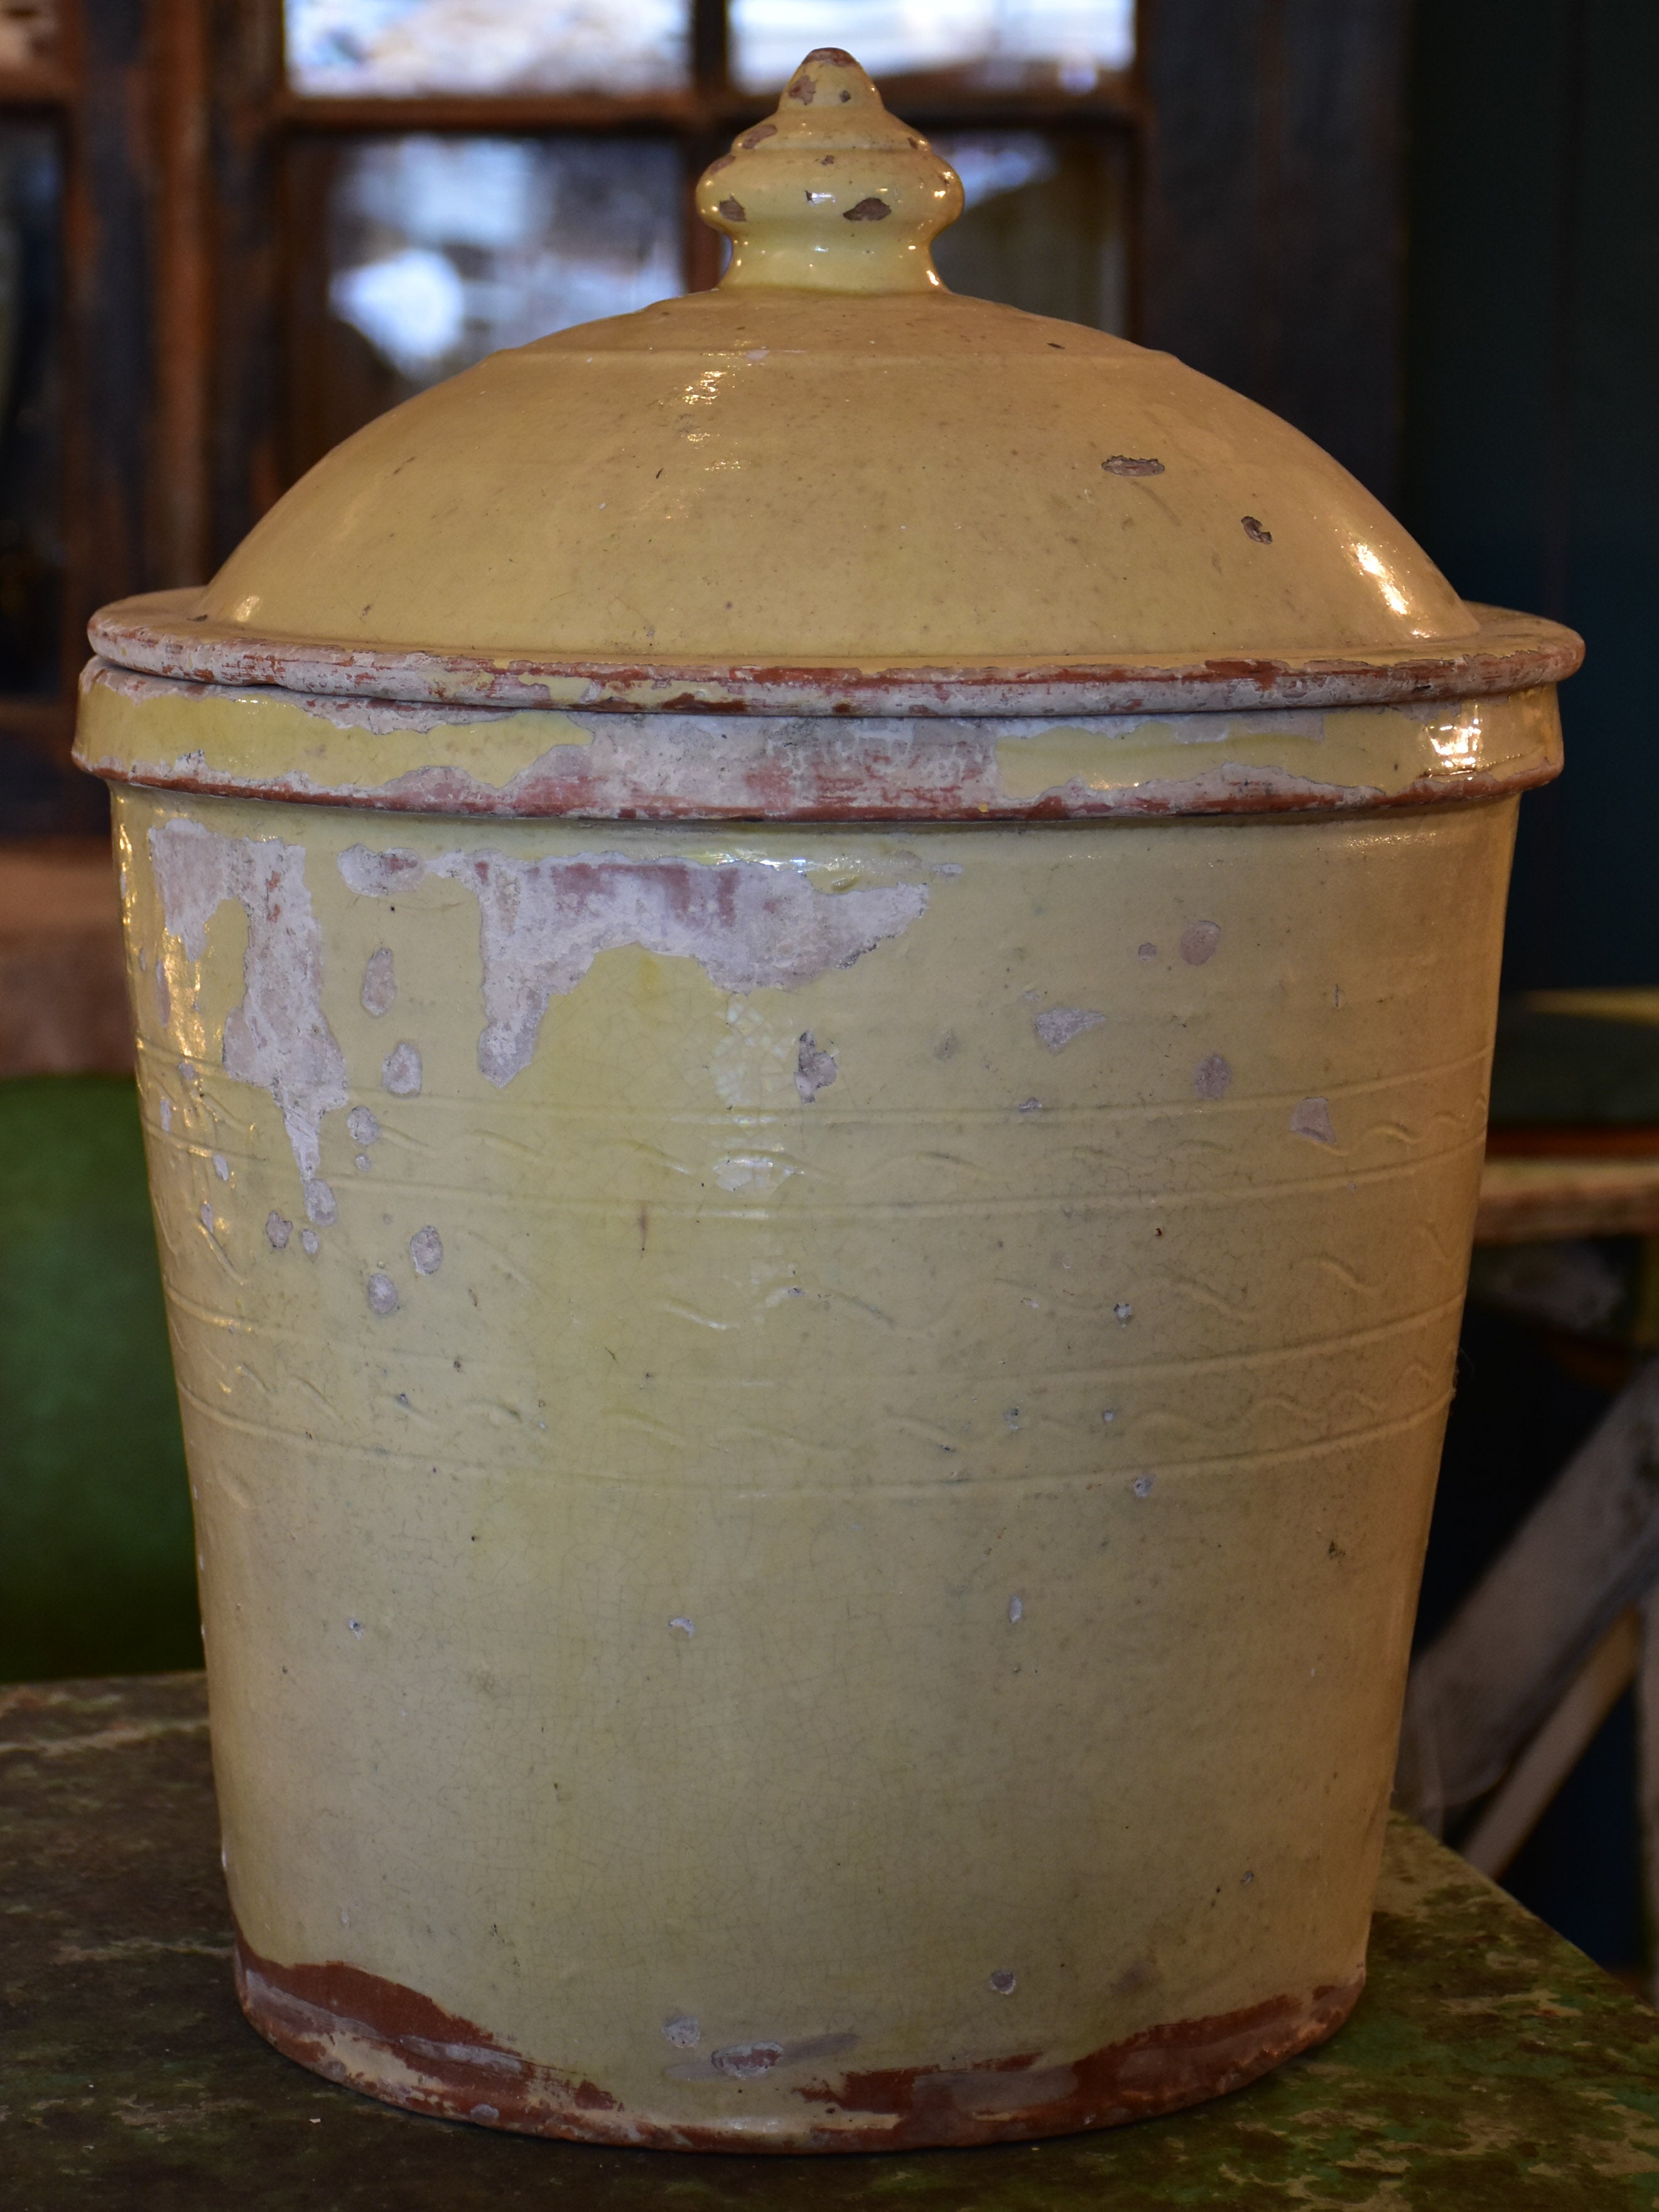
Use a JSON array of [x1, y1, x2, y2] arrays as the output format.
[[77, 657, 1564, 821], [76, 44, 1574, 2157]]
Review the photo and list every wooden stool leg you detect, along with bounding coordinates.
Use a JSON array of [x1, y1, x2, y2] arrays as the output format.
[[1462, 1610, 1640, 1880]]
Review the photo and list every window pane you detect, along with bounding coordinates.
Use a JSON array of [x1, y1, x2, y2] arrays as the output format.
[[291, 134, 683, 468], [286, 0, 689, 95], [731, 1, 1133, 94], [0, 3, 58, 69], [0, 122, 62, 695], [931, 130, 1128, 335]]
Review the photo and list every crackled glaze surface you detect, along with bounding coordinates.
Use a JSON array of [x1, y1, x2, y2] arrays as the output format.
[[111, 782, 1515, 2147]]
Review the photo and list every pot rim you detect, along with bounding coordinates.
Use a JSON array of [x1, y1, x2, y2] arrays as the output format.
[[89, 591, 1582, 721]]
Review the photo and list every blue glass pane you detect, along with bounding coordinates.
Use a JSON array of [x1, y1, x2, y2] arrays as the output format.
[[327, 136, 683, 385], [732, 1, 1133, 95], [287, 0, 689, 95]]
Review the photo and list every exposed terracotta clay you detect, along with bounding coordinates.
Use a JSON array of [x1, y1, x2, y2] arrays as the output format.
[[235, 1924, 1362, 2152]]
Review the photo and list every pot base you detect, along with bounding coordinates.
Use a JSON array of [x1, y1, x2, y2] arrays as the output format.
[[234, 1932, 1363, 2153]]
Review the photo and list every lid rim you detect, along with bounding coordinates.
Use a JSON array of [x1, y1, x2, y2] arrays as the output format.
[[88, 593, 1582, 718]]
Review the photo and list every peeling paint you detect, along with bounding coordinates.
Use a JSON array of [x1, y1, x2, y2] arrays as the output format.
[[1194, 1054, 1233, 1100], [265, 1212, 291, 1249], [366, 1273, 399, 1316], [713, 2042, 783, 2080], [149, 818, 349, 1217], [1290, 1096, 1338, 1146], [1180, 920, 1221, 966], [347, 1107, 380, 1147], [662, 2014, 700, 2047], [382, 1043, 423, 1097], [409, 1226, 443, 1276], [79, 657, 1567, 824], [1035, 1006, 1105, 1052], [361, 947, 396, 1015], [795, 1031, 838, 1102], [340, 846, 929, 1088]]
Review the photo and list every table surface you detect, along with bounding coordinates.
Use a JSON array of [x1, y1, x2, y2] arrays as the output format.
[[6, 1676, 1659, 2209]]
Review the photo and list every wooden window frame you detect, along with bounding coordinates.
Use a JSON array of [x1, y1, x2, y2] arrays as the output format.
[[0, 0, 1410, 836]]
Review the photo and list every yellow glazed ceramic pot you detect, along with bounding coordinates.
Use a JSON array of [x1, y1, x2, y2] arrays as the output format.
[[75, 51, 1578, 2154]]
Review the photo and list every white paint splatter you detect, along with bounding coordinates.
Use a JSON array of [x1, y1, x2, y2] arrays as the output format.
[[159, 1096, 173, 1133], [409, 1225, 443, 1275], [212, 1153, 230, 1182], [347, 1618, 363, 1638], [1132, 1474, 1155, 1498], [361, 946, 397, 1015], [1008, 1595, 1024, 1624], [988, 1971, 1017, 1996], [382, 1042, 422, 1096], [339, 846, 929, 1089], [338, 849, 424, 899], [149, 819, 348, 1216], [1193, 1053, 1233, 1099], [1035, 1006, 1105, 1052], [662, 2015, 701, 2047], [1290, 1096, 1337, 1145], [366, 1272, 399, 1315], [1114, 1302, 1133, 1324], [795, 1031, 838, 1103], [669, 1617, 694, 1637]]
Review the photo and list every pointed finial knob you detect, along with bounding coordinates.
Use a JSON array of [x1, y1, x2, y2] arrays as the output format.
[[696, 50, 965, 294]]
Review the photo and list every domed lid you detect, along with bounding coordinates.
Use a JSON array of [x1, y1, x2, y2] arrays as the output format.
[[87, 48, 1577, 716]]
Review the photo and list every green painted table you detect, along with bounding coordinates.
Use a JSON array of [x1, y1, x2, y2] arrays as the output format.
[[6, 1676, 1659, 2209]]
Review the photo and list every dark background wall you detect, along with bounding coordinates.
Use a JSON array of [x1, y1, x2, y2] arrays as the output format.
[[1400, 0, 1659, 993]]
